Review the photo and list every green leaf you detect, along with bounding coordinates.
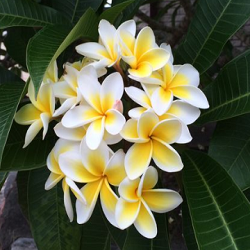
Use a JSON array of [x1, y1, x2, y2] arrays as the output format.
[[182, 196, 199, 250], [80, 202, 110, 250], [0, 0, 68, 29], [0, 66, 21, 83], [28, 167, 82, 250], [122, 213, 170, 250], [182, 150, 250, 250], [175, 0, 250, 74], [100, 0, 134, 24], [27, 8, 98, 95], [0, 80, 26, 169], [0, 171, 8, 190], [198, 50, 250, 124], [51, 0, 103, 23], [1, 123, 56, 171], [4, 27, 35, 68], [209, 114, 250, 190], [112, 0, 145, 21]]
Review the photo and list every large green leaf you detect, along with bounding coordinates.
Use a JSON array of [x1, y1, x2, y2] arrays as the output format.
[[198, 50, 250, 124], [122, 213, 170, 250], [1, 123, 56, 171], [182, 197, 198, 250], [80, 202, 110, 250], [182, 150, 250, 250], [100, 0, 134, 24], [4, 27, 35, 68], [28, 167, 82, 250], [51, 0, 103, 23], [0, 0, 68, 29], [209, 114, 250, 190], [175, 0, 250, 74], [27, 8, 98, 95], [0, 80, 26, 168]]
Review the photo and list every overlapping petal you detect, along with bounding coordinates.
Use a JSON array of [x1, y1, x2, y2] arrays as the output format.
[[15, 104, 41, 125], [118, 177, 140, 202], [105, 109, 125, 135]]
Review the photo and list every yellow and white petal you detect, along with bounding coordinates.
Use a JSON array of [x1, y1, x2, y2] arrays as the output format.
[[105, 149, 126, 186], [59, 151, 99, 183], [65, 177, 86, 205], [100, 178, 119, 228], [172, 85, 209, 109], [119, 30, 135, 58], [162, 62, 174, 87], [53, 81, 76, 99], [125, 141, 153, 180], [28, 82, 43, 111], [78, 71, 102, 113], [80, 137, 109, 176], [138, 48, 169, 71], [103, 131, 122, 145], [118, 177, 140, 202], [128, 107, 147, 119], [141, 83, 158, 97], [176, 122, 192, 144], [135, 27, 156, 60], [167, 100, 201, 125], [37, 83, 55, 115], [62, 179, 74, 222], [40, 112, 50, 139], [151, 118, 182, 144], [151, 87, 173, 116], [53, 138, 80, 161], [125, 86, 151, 109], [62, 105, 101, 128], [101, 72, 124, 112], [45, 172, 63, 190], [105, 109, 125, 135], [160, 43, 173, 64], [15, 104, 41, 125], [136, 71, 164, 86], [121, 119, 148, 143], [115, 198, 141, 229], [98, 20, 118, 61], [44, 60, 58, 83], [63, 64, 79, 90], [23, 119, 43, 148], [152, 138, 183, 172], [138, 111, 159, 139], [76, 179, 103, 224], [86, 116, 105, 150], [53, 97, 78, 117], [128, 62, 153, 78], [169, 64, 199, 88], [142, 189, 183, 213], [76, 42, 110, 62], [54, 122, 85, 141], [137, 166, 158, 195], [47, 149, 62, 174], [134, 200, 157, 239], [118, 19, 136, 37]]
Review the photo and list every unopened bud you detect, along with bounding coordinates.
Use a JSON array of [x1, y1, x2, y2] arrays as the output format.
[[112, 100, 123, 113]]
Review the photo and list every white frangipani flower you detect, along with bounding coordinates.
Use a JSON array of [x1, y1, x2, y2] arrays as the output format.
[[115, 166, 182, 238], [62, 66, 125, 150]]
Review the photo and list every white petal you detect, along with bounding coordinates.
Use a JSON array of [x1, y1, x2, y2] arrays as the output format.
[[52, 81, 76, 99], [103, 131, 122, 145], [118, 19, 136, 37], [125, 86, 151, 109], [53, 97, 77, 117], [45, 173, 63, 190], [23, 120, 43, 148], [62, 179, 74, 222], [65, 177, 86, 204], [128, 107, 147, 119], [105, 109, 125, 135], [40, 113, 50, 139]]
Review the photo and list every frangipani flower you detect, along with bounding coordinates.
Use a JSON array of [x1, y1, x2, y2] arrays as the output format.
[[125, 86, 200, 143], [76, 19, 125, 69], [59, 138, 126, 227], [45, 139, 86, 222], [62, 67, 125, 150], [15, 82, 55, 148], [118, 21, 169, 78], [53, 62, 107, 117], [121, 111, 183, 180], [115, 166, 182, 238], [43, 60, 58, 84], [138, 43, 209, 115]]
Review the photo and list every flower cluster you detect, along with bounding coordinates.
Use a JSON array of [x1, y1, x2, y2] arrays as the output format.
[[15, 19, 209, 239]]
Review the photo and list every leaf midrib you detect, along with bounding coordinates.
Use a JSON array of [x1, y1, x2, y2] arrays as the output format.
[[191, 0, 232, 68], [185, 153, 239, 250]]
